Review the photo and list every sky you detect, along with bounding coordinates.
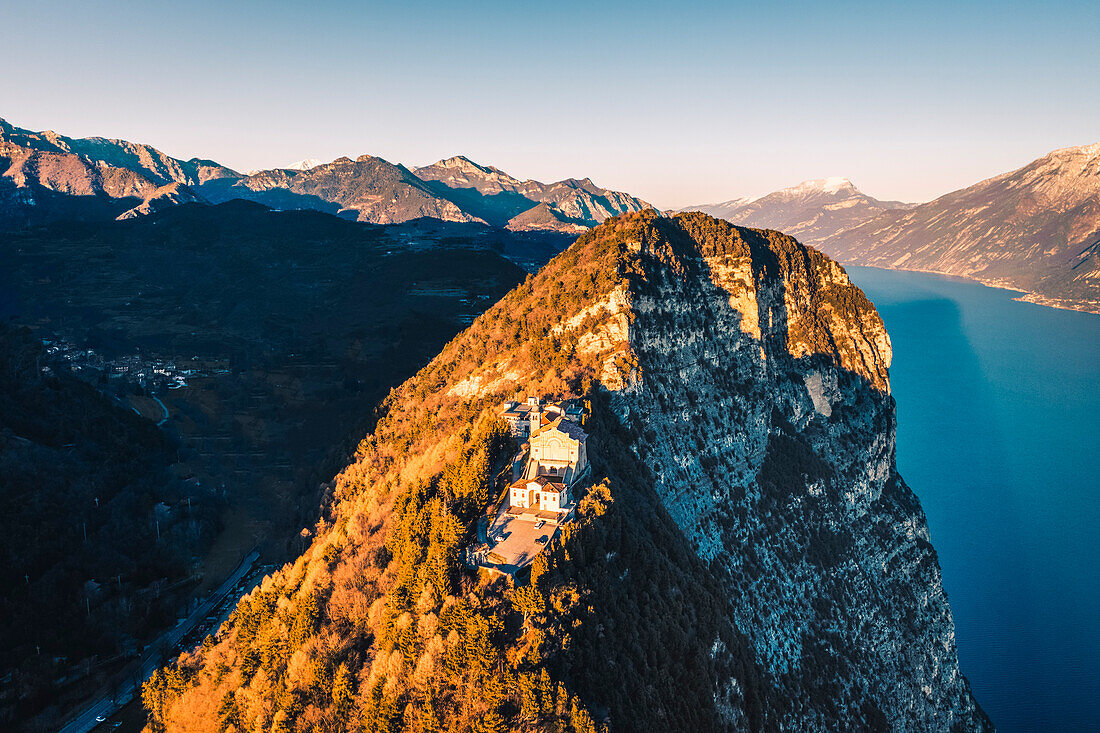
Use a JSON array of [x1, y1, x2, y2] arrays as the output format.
[[2, 0, 1097, 209]]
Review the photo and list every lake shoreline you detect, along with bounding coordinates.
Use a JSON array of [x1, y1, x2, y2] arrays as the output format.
[[839, 262, 1100, 316]]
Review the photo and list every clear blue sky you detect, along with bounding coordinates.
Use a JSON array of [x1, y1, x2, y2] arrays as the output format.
[[2, 0, 1097, 208]]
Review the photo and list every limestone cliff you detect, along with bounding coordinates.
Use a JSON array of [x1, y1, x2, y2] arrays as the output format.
[[607, 212, 986, 729], [144, 211, 988, 732]]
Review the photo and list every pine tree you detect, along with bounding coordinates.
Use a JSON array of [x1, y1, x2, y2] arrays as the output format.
[[332, 662, 356, 721]]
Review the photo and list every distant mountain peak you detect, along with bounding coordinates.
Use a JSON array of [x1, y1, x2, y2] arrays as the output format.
[[432, 155, 491, 171], [821, 142, 1100, 313], [792, 176, 855, 194], [1046, 141, 1100, 159], [682, 177, 911, 248], [285, 158, 322, 171], [416, 155, 519, 186]]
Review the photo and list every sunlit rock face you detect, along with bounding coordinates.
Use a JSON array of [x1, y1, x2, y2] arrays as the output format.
[[455, 209, 988, 728]]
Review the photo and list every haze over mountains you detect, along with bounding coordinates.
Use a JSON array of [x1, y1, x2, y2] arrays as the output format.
[[686, 144, 1100, 313]]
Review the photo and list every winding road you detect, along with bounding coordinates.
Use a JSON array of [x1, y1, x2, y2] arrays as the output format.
[[57, 550, 260, 733]]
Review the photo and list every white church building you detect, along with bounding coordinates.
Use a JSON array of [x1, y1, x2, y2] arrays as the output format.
[[507, 416, 588, 514]]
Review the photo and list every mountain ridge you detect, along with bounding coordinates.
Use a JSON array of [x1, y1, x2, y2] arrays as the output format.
[[196, 154, 487, 225], [684, 144, 1100, 313], [414, 155, 653, 231], [0, 117, 651, 233]]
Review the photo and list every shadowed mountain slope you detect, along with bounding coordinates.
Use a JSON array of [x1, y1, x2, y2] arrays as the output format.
[[197, 156, 485, 225], [0, 201, 539, 730], [0, 117, 236, 228], [415, 155, 653, 231]]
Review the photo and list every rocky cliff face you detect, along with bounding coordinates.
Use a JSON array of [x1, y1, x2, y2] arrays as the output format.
[[606, 213, 986, 729], [144, 211, 987, 732]]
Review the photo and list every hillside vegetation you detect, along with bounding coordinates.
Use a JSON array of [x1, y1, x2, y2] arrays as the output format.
[[0, 202, 545, 729]]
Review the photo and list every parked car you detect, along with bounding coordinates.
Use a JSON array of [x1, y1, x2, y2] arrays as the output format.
[[534, 520, 545, 529], [536, 535, 549, 545]]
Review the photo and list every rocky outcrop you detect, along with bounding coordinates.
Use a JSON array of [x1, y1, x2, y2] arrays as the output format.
[[116, 182, 203, 219], [505, 201, 589, 233], [607, 212, 985, 729], [448, 210, 986, 728], [143, 211, 988, 732]]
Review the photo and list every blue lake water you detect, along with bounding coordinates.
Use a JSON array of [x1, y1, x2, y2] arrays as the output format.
[[845, 267, 1099, 732]]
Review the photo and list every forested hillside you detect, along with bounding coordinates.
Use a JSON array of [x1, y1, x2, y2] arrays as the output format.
[[0, 202, 548, 730]]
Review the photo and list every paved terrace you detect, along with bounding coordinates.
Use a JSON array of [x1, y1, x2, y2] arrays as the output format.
[[480, 503, 573, 575]]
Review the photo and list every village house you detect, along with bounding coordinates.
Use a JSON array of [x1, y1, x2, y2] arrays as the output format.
[[499, 396, 542, 437], [508, 475, 570, 512]]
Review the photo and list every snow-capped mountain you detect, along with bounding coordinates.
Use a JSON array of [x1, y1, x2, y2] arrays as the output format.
[[682, 177, 913, 247], [285, 158, 323, 171]]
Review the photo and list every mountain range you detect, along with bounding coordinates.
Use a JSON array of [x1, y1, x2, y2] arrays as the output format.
[[0, 117, 650, 233], [8, 114, 1096, 312], [0, 117, 236, 227], [685, 144, 1100, 313], [414, 155, 652, 231], [823, 144, 1100, 312]]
